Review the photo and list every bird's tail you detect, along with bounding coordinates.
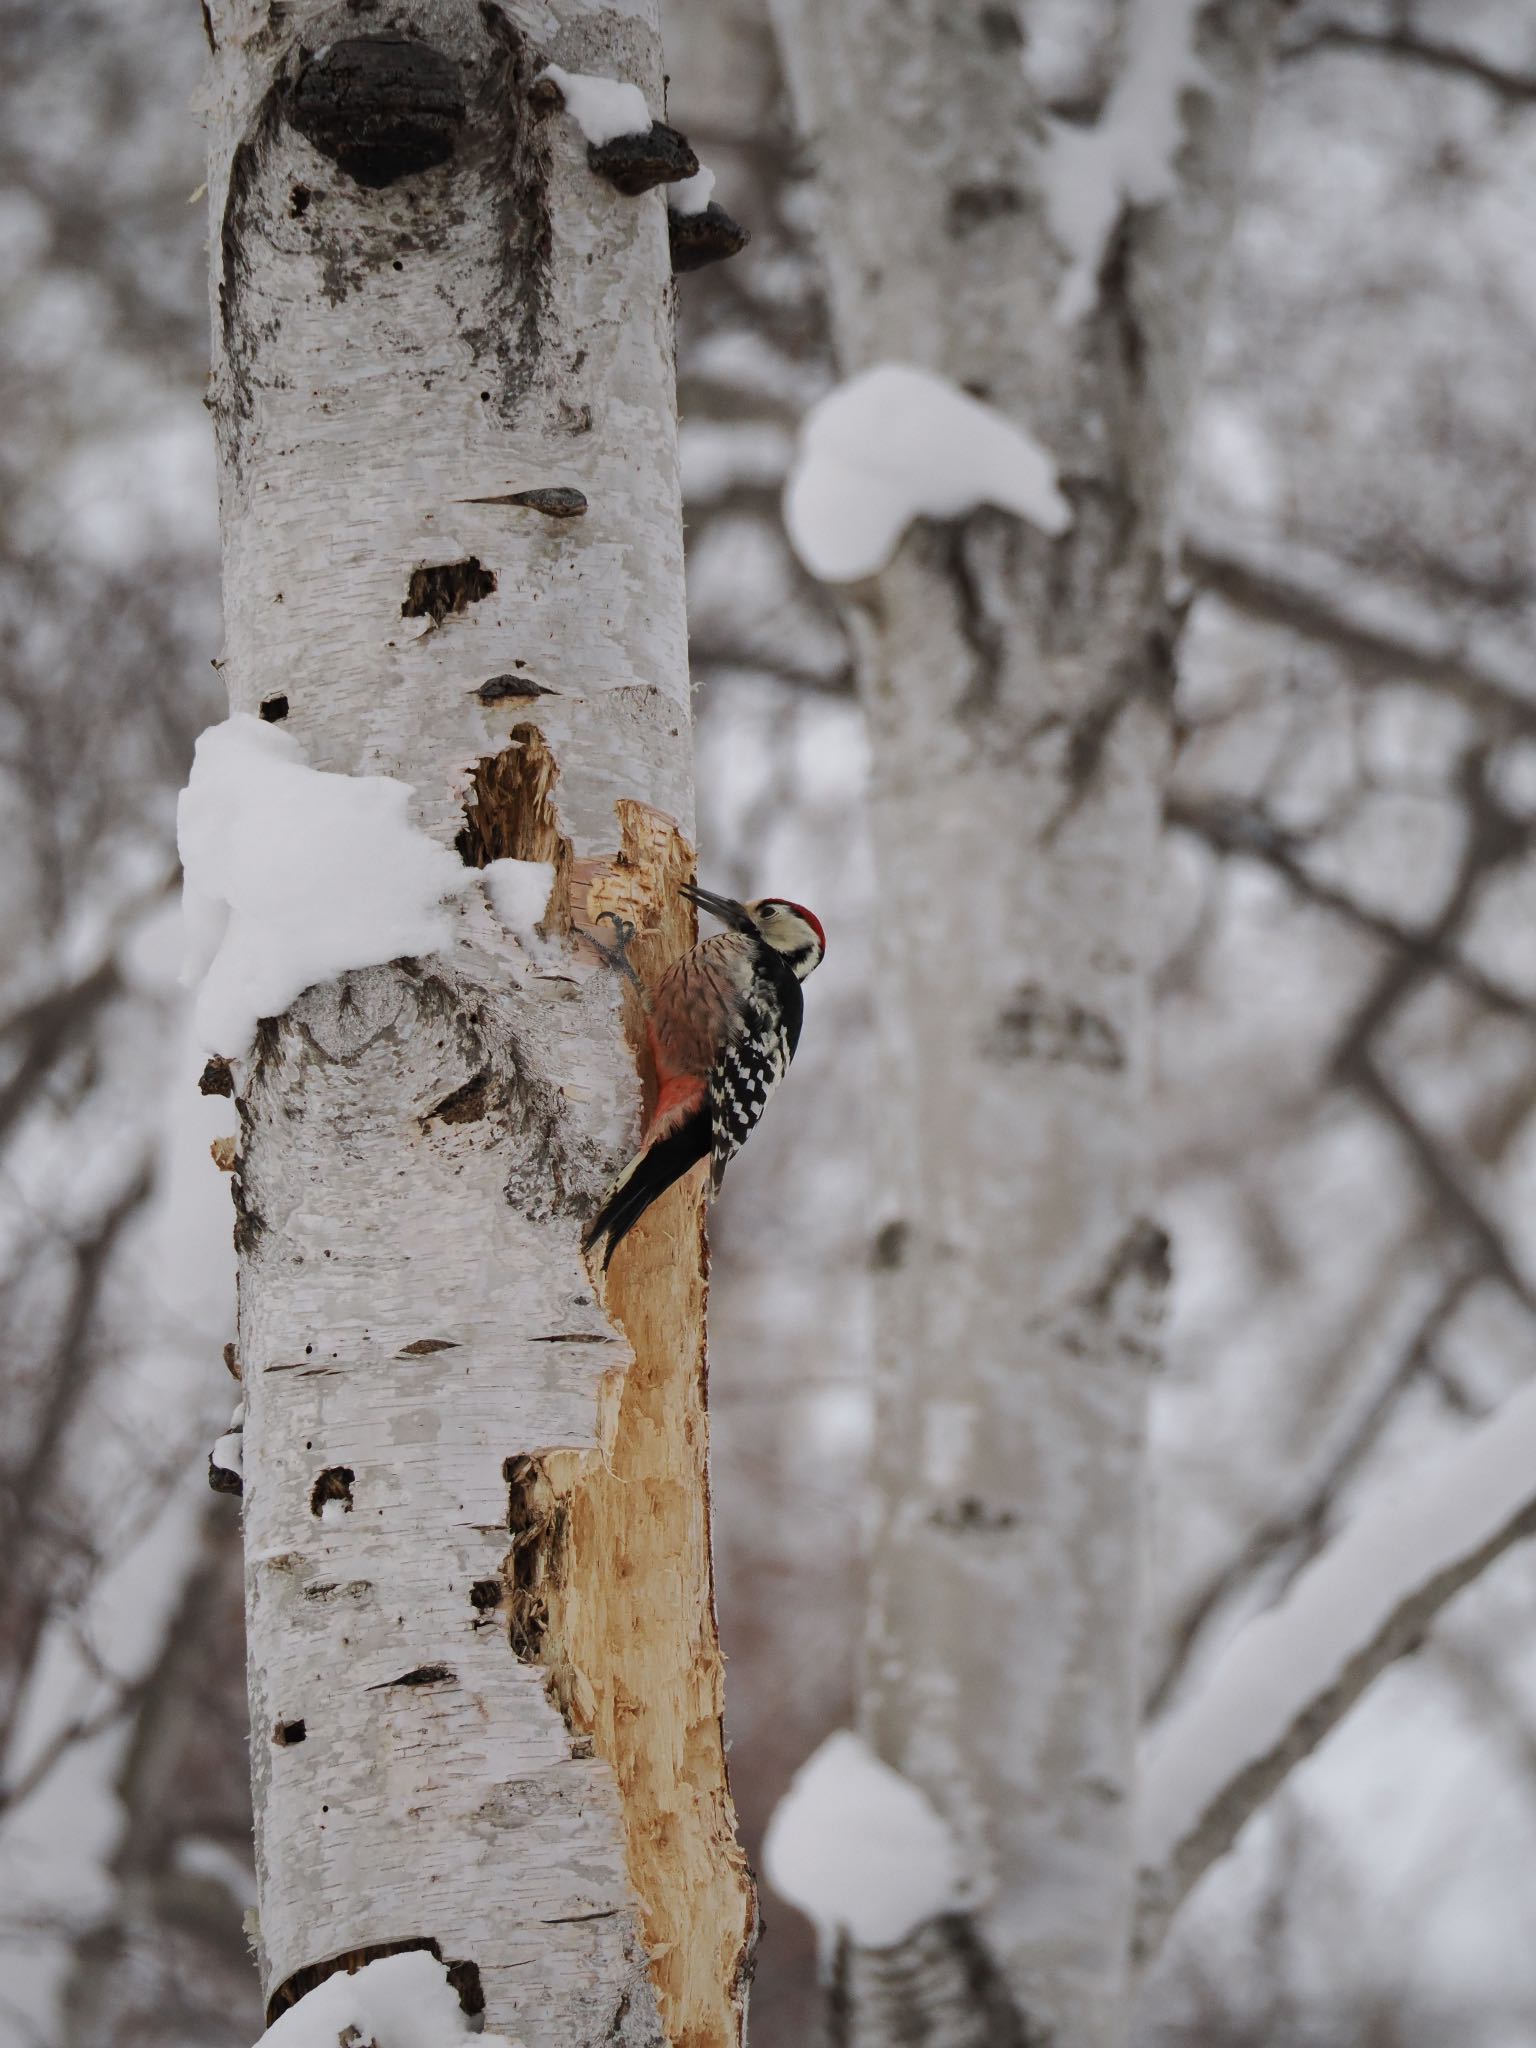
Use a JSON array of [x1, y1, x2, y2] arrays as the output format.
[[582, 1116, 711, 1270]]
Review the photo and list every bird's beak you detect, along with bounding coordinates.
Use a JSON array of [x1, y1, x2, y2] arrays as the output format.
[[679, 881, 754, 932]]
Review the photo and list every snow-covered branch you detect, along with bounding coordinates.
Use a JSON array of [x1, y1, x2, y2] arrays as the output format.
[[783, 363, 1070, 584], [1137, 1375, 1536, 1956], [761, 1731, 964, 1954]]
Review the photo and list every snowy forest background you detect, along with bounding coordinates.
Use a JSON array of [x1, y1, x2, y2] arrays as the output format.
[[5, 0, 1536, 2043]]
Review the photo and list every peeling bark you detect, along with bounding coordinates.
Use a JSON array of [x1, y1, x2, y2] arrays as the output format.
[[766, 4, 1276, 2044], [204, 3, 751, 2039]]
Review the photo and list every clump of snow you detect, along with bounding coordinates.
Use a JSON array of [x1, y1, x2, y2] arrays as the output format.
[[1139, 1372, 1536, 1871], [482, 858, 554, 947], [1040, 0, 1207, 322], [540, 63, 650, 147], [177, 716, 468, 1058], [668, 165, 715, 217], [762, 1729, 963, 1951], [783, 363, 1071, 584], [250, 1950, 521, 2047], [210, 1398, 244, 1478], [320, 1497, 350, 1525]]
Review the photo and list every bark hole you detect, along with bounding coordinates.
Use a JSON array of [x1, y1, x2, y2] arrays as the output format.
[[948, 181, 1024, 234], [930, 1496, 1019, 1533], [469, 1577, 502, 1624], [422, 1070, 496, 1125], [265, 1937, 482, 2028], [259, 694, 289, 721], [503, 1453, 568, 1664], [272, 1717, 306, 1745], [870, 1219, 909, 1270], [445, 1959, 484, 2016], [288, 36, 467, 190], [402, 557, 496, 625], [310, 1466, 355, 1516], [456, 725, 573, 931], [984, 983, 1125, 1070]]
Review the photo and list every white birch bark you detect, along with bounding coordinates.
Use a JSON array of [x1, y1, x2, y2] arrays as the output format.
[[203, 4, 752, 2041], [765, 6, 1276, 2043]]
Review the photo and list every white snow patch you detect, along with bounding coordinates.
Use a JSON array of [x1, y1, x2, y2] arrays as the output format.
[[1039, 0, 1207, 322], [784, 364, 1071, 583], [539, 63, 650, 147], [177, 716, 468, 1057], [210, 1432, 243, 1477], [250, 1950, 521, 2047], [1140, 1372, 1536, 1871], [762, 1729, 963, 1950], [668, 164, 715, 216], [212, 1399, 244, 1476], [482, 858, 554, 946], [320, 1497, 350, 1524]]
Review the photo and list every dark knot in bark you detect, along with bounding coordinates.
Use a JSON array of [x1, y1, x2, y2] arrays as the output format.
[[670, 201, 751, 272], [587, 122, 698, 196], [288, 35, 467, 189]]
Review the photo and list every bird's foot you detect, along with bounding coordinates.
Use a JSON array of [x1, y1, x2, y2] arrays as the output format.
[[590, 910, 647, 997]]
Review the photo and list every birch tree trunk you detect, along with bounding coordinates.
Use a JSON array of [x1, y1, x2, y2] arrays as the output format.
[[203, 4, 753, 2041], [766, 6, 1275, 2043]]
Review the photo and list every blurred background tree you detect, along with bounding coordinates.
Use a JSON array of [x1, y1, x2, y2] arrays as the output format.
[[4, 1, 1536, 2044]]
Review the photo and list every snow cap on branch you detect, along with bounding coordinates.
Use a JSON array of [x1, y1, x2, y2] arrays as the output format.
[[783, 363, 1071, 583], [538, 63, 650, 147], [762, 1729, 964, 1951], [249, 1950, 521, 2046], [177, 715, 468, 1057]]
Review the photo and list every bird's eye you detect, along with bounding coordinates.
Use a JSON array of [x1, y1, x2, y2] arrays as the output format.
[[760, 904, 777, 918]]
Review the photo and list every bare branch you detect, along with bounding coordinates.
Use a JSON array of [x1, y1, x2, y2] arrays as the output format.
[[1280, 23, 1536, 106], [0, 956, 123, 1148], [0, 1687, 138, 1819], [1169, 798, 1535, 1022], [1186, 543, 1536, 735], [0, 1156, 156, 1757]]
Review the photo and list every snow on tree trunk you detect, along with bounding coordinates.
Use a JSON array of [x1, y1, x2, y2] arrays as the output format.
[[201, 5, 753, 2042], [766, 4, 1276, 2044]]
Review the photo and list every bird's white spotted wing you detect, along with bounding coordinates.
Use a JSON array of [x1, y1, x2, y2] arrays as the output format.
[[708, 994, 791, 1191]]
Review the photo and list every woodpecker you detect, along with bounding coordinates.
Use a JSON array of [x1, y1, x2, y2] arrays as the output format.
[[583, 882, 826, 1269]]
